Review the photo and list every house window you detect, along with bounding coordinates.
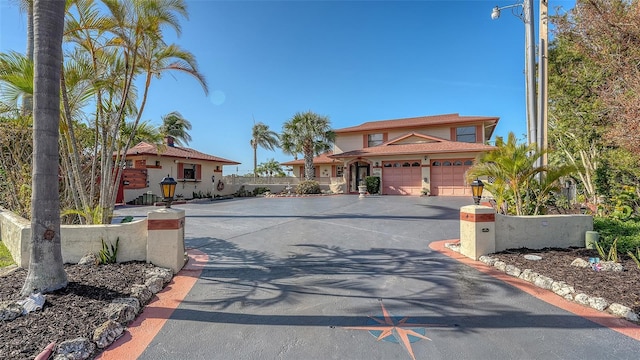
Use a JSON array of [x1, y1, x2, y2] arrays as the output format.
[[183, 164, 196, 180], [456, 126, 476, 143], [336, 166, 344, 177], [368, 133, 384, 147]]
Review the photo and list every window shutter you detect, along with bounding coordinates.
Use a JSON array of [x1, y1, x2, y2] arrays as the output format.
[[177, 162, 184, 180], [196, 164, 202, 180]]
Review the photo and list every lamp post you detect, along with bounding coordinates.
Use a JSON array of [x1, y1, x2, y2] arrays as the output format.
[[491, 0, 538, 155], [471, 179, 485, 205], [159, 175, 177, 208]]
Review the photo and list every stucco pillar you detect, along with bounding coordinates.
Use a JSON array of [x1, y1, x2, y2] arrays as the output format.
[[147, 208, 186, 273], [460, 205, 495, 260]]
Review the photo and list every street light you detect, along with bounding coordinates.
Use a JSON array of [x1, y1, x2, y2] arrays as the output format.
[[491, 1, 538, 156], [159, 175, 177, 208], [471, 179, 485, 205]]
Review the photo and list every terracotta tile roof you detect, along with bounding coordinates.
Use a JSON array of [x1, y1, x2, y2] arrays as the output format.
[[335, 113, 499, 134], [124, 142, 240, 165], [281, 151, 341, 166], [329, 140, 496, 159]]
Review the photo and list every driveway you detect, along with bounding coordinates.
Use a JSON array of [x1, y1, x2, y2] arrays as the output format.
[[112, 196, 639, 360]]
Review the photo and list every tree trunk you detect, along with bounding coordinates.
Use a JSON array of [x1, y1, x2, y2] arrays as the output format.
[[22, 0, 68, 296], [21, 0, 34, 115]]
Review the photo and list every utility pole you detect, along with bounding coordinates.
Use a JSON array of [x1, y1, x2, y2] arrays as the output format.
[[538, 0, 549, 170]]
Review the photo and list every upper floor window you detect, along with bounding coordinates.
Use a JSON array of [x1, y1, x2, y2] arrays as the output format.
[[456, 126, 476, 143], [368, 133, 384, 147]]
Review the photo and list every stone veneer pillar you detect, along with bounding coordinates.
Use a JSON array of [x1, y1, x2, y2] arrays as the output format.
[[460, 205, 496, 260], [147, 208, 186, 273]]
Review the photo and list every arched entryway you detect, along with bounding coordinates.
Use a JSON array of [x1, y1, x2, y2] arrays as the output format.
[[348, 161, 370, 193]]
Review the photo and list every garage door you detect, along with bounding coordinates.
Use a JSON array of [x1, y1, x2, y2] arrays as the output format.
[[382, 161, 422, 195], [430, 159, 474, 196]]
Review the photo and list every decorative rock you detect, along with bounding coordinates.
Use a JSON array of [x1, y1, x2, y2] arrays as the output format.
[[0, 301, 23, 321], [493, 261, 507, 272], [518, 269, 536, 283], [105, 302, 137, 325], [54, 337, 95, 360], [551, 281, 575, 298], [78, 253, 98, 266], [478, 256, 497, 266], [599, 261, 624, 272], [523, 254, 542, 261], [505, 264, 521, 277], [130, 284, 153, 305], [145, 276, 164, 294], [607, 303, 639, 322], [93, 320, 124, 349], [533, 274, 554, 290], [570, 258, 590, 268], [112, 297, 141, 314], [574, 293, 590, 306], [588, 297, 609, 311], [146, 267, 173, 285]]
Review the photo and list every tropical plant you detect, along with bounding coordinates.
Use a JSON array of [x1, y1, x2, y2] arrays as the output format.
[[595, 237, 618, 263], [281, 111, 335, 181], [21, 0, 68, 296], [256, 158, 285, 178], [98, 237, 119, 264], [467, 132, 576, 215], [159, 111, 192, 146], [628, 248, 640, 270], [250, 121, 279, 177]]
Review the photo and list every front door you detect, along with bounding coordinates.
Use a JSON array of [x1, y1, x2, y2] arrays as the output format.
[[350, 162, 370, 192]]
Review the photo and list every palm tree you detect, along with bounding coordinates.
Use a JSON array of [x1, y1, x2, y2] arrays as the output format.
[[467, 132, 575, 215], [281, 111, 335, 181], [159, 111, 192, 146], [250, 122, 279, 177], [21, 0, 67, 295], [256, 158, 285, 181]]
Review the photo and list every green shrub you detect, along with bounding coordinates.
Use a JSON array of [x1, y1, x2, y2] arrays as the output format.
[[593, 217, 640, 254], [365, 176, 380, 194], [235, 185, 253, 197], [253, 187, 271, 196], [98, 237, 119, 264], [0, 241, 15, 267], [296, 180, 321, 195]]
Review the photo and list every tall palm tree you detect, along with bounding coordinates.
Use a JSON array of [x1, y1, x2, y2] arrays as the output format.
[[159, 111, 192, 146], [21, 0, 68, 296], [250, 121, 279, 177], [281, 111, 335, 181]]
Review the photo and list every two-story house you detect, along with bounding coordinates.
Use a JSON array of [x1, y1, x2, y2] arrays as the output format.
[[283, 114, 498, 196]]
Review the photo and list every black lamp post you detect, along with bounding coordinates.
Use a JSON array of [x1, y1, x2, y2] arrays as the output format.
[[160, 175, 177, 208], [471, 178, 484, 205]]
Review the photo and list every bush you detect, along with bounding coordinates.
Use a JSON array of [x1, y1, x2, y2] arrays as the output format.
[[296, 180, 321, 195], [365, 176, 380, 194], [253, 187, 271, 196], [593, 217, 640, 254]]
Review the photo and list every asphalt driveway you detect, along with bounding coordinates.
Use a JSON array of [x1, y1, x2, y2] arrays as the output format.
[[112, 195, 639, 360]]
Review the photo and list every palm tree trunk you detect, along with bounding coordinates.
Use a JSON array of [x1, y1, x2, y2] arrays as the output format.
[[21, 0, 68, 295]]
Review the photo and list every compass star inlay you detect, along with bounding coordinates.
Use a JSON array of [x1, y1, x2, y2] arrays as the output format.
[[344, 300, 449, 360]]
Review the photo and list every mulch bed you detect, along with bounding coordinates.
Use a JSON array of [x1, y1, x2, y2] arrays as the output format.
[[0, 262, 155, 360], [489, 247, 640, 315]]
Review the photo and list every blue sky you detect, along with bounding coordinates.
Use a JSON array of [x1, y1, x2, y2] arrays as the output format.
[[0, 0, 574, 175]]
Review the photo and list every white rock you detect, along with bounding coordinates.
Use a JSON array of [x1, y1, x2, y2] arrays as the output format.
[[574, 293, 590, 306], [479, 256, 496, 266], [533, 275, 554, 290], [588, 297, 609, 311], [523, 254, 542, 261], [607, 303, 639, 322], [551, 281, 575, 297], [112, 297, 140, 314], [505, 264, 522, 277], [145, 276, 164, 294], [105, 302, 137, 325], [146, 267, 173, 284], [93, 320, 124, 349], [599, 261, 624, 272], [494, 261, 507, 272], [78, 253, 98, 266], [518, 269, 537, 283], [0, 301, 23, 321], [55, 337, 95, 360], [130, 284, 153, 305], [570, 258, 590, 268]]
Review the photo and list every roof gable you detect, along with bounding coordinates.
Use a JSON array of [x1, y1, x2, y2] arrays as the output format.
[[385, 132, 447, 146], [335, 113, 499, 134]]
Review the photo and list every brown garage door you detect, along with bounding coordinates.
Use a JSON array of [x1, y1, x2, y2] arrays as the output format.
[[382, 161, 422, 195], [430, 159, 474, 196]]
